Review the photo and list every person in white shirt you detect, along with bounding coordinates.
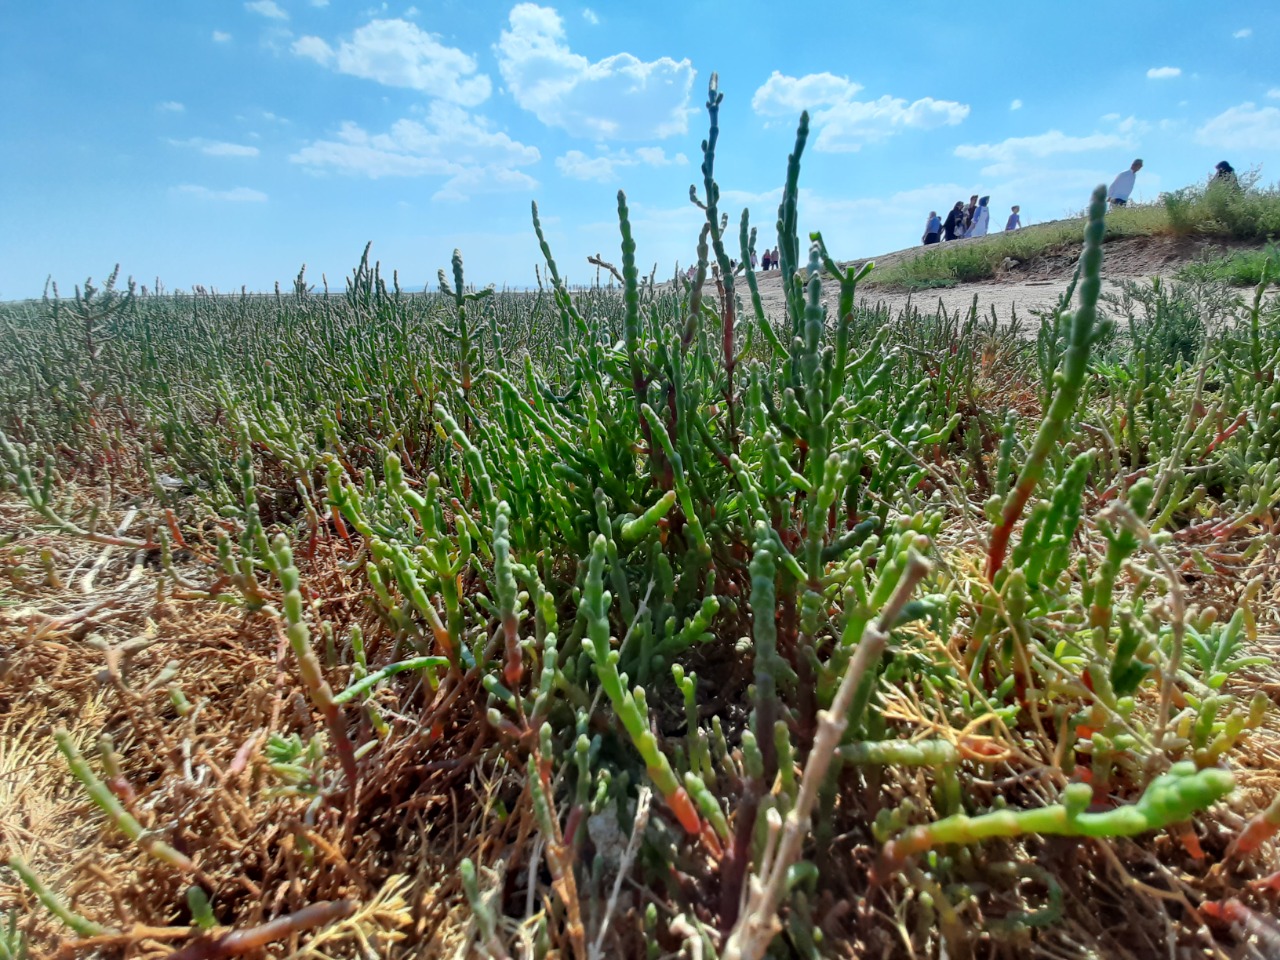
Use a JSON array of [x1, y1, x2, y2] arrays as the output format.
[[1107, 159, 1143, 207], [965, 196, 990, 238]]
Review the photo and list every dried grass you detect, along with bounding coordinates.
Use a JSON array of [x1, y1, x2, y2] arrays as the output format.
[[3, 460, 1280, 960]]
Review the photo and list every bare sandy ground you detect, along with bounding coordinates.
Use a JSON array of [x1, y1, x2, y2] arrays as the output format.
[[759, 275, 1096, 322], [745, 233, 1256, 322]]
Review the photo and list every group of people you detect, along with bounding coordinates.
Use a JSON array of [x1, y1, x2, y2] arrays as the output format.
[[680, 244, 783, 281], [921, 157, 1239, 247], [922, 196, 1020, 246], [682, 157, 1243, 274]]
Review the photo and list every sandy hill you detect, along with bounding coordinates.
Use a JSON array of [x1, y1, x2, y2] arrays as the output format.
[[744, 231, 1268, 321]]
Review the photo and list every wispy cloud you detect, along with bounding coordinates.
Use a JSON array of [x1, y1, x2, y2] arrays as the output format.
[[245, 0, 288, 19], [582, 7, 599, 24], [1268, 88, 1280, 100], [1010, 98, 1023, 111], [752, 70, 968, 151], [294, 19, 491, 106], [170, 138, 260, 157], [555, 145, 686, 181], [1196, 102, 1280, 151], [290, 101, 540, 201], [955, 129, 1133, 177], [172, 185, 268, 202], [158, 100, 185, 113], [212, 30, 232, 42], [1146, 66, 1181, 79], [1233, 27, 1252, 39]]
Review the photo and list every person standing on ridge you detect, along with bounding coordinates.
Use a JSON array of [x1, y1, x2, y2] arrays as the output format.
[[943, 201, 965, 241], [1107, 158, 1143, 208], [923, 210, 942, 245], [965, 197, 990, 238], [963, 194, 979, 233], [1005, 205, 1021, 231], [1212, 160, 1239, 191]]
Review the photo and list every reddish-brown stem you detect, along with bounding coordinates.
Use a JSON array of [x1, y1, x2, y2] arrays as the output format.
[[165, 900, 355, 960]]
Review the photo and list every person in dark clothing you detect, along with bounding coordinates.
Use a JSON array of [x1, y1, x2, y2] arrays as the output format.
[[922, 210, 942, 245], [962, 194, 979, 233], [942, 202, 964, 241], [1213, 161, 1239, 191]]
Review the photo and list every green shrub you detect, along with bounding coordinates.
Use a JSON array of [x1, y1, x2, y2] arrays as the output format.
[[1177, 244, 1280, 286], [1163, 175, 1280, 242]]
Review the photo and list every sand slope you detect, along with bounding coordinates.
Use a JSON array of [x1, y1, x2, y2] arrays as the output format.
[[744, 233, 1263, 321]]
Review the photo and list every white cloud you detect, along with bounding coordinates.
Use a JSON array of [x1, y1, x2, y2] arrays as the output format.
[[157, 100, 185, 113], [1268, 88, 1280, 100], [582, 7, 599, 24], [172, 185, 268, 202], [813, 96, 970, 152], [433, 166, 538, 203], [291, 35, 330, 61], [751, 71, 968, 151], [1106, 114, 1152, 136], [1233, 27, 1251, 38], [212, 30, 232, 42], [1010, 98, 1023, 111], [955, 129, 1133, 177], [1195, 102, 1280, 151], [555, 145, 687, 181], [290, 101, 540, 200], [751, 71, 862, 116], [293, 19, 490, 106], [1146, 66, 1181, 79], [496, 3, 695, 140], [245, 0, 288, 19], [312, 0, 330, 5], [170, 138, 261, 157]]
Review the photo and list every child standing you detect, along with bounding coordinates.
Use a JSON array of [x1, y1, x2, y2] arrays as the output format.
[[1005, 205, 1021, 231]]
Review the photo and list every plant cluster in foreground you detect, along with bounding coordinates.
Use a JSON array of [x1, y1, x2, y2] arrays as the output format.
[[2, 76, 1280, 959]]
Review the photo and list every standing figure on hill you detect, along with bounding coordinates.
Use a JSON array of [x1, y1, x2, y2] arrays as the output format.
[[762, 249, 772, 271], [965, 197, 990, 238], [963, 194, 979, 233], [1107, 158, 1143, 208], [1212, 160, 1239, 191], [922, 210, 942, 245], [1005, 205, 1021, 231], [943, 201, 965, 241]]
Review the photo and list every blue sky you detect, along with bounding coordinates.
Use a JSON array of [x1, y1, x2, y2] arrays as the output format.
[[2, 1, 1278, 298]]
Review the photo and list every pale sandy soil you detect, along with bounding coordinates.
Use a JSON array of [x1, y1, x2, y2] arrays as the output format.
[[744, 233, 1260, 322]]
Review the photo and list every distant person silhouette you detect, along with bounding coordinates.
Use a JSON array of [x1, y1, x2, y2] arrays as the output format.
[[1107, 159, 1143, 207], [1212, 160, 1239, 191], [1005, 205, 1021, 231], [943, 202, 964, 241], [965, 197, 990, 238], [923, 210, 942, 245]]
